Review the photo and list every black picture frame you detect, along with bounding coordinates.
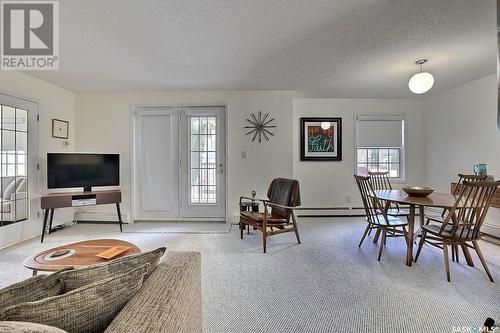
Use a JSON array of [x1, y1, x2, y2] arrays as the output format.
[[300, 117, 342, 161], [52, 118, 69, 139]]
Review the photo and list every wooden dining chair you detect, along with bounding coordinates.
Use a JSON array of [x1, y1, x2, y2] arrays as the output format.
[[368, 171, 409, 217], [415, 180, 500, 282], [239, 178, 301, 253], [354, 175, 408, 261], [426, 173, 487, 225], [425, 174, 487, 262]]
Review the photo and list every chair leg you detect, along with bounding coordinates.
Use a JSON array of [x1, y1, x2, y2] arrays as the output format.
[[402, 226, 409, 245], [443, 241, 451, 282], [291, 213, 301, 244], [358, 224, 371, 247], [454, 244, 460, 263], [262, 230, 267, 253], [414, 230, 427, 263], [378, 229, 386, 261], [240, 220, 244, 239], [451, 244, 456, 262], [472, 240, 494, 283]]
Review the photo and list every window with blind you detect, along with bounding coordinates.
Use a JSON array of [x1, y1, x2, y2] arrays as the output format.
[[356, 115, 405, 178]]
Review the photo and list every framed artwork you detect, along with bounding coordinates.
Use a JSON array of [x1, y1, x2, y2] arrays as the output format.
[[300, 117, 342, 161], [52, 119, 69, 139]]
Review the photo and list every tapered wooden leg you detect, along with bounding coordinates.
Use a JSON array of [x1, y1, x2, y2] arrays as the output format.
[[48, 209, 54, 234], [378, 229, 386, 261], [414, 230, 427, 263], [373, 229, 381, 244], [116, 203, 123, 232], [402, 226, 409, 244], [291, 212, 301, 244], [443, 241, 451, 282], [454, 244, 460, 263], [472, 240, 494, 282], [406, 205, 415, 266], [451, 245, 456, 262], [358, 224, 371, 247], [262, 230, 267, 253], [461, 243, 474, 267], [40, 209, 49, 243]]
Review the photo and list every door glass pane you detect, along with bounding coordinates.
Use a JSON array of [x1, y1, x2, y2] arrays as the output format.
[[190, 116, 217, 204], [16, 109, 28, 132], [0, 103, 29, 226], [2, 106, 15, 131], [190, 135, 199, 151]]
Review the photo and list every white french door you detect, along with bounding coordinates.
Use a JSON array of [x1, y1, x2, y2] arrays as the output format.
[[180, 107, 225, 218], [133, 106, 225, 221]]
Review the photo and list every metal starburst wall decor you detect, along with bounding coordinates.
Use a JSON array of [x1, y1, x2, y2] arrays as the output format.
[[244, 110, 276, 143]]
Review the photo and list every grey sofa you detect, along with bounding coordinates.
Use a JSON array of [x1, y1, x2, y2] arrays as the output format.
[[105, 251, 202, 333], [0, 251, 202, 333]]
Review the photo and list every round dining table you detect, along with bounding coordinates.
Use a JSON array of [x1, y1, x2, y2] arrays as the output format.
[[372, 190, 472, 267]]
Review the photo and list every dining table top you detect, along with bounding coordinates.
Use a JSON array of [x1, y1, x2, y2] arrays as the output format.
[[373, 189, 460, 208]]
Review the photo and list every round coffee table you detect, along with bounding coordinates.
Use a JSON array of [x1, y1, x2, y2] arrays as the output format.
[[23, 239, 141, 276]]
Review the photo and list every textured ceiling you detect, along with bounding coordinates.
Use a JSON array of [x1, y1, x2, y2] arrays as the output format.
[[25, 0, 496, 97]]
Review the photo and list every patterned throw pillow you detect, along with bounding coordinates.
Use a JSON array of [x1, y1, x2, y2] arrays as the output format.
[[0, 267, 73, 311], [0, 321, 68, 333], [59, 247, 166, 292], [0, 265, 149, 333]]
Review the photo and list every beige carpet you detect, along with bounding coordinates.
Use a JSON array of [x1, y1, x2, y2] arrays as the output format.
[[0, 217, 499, 332]]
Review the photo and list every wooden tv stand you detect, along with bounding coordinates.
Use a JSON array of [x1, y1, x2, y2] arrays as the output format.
[[40, 189, 123, 243]]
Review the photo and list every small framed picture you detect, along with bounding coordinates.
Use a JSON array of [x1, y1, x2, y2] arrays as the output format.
[[300, 117, 342, 161], [52, 119, 69, 139]]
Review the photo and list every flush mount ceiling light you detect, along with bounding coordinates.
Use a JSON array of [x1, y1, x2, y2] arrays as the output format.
[[408, 59, 435, 94]]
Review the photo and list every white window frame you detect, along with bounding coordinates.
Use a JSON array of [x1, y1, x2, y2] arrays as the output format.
[[354, 114, 406, 182]]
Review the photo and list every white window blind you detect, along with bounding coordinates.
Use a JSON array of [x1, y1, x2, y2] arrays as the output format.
[[356, 115, 404, 148]]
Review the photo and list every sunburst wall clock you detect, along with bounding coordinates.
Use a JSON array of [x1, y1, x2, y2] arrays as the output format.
[[244, 110, 276, 143]]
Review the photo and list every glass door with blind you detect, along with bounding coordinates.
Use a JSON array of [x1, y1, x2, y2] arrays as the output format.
[[0, 93, 38, 227], [180, 106, 225, 219]]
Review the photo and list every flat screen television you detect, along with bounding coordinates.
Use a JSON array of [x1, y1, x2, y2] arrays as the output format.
[[47, 153, 119, 192]]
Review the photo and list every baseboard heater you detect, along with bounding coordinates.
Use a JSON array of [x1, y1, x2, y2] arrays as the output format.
[[296, 206, 426, 218], [296, 207, 366, 217]]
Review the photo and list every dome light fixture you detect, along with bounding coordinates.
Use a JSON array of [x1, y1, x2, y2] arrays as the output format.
[[320, 121, 331, 130], [408, 59, 434, 94]]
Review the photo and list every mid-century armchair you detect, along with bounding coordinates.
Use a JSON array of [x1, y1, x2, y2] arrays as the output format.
[[239, 178, 301, 253]]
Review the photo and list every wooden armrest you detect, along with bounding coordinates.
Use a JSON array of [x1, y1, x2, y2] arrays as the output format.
[[266, 202, 296, 210], [240, 196, 268, 203]]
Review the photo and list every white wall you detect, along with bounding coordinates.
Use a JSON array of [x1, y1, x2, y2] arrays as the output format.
[[75, 91, 294, 221], [293, 98, 425, 208], [423, 74, 500, 237], [0, 71, 76, 248]]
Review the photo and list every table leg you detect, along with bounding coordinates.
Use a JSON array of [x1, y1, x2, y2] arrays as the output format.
[[461, 243, 474, 267], [41, 209, 49, 243], [413, 205, 425, 241], [48, 209, 55, 234], [32, 270, 38, 276], [116, 203, 123, 232], [406, 205, 415, 266]]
